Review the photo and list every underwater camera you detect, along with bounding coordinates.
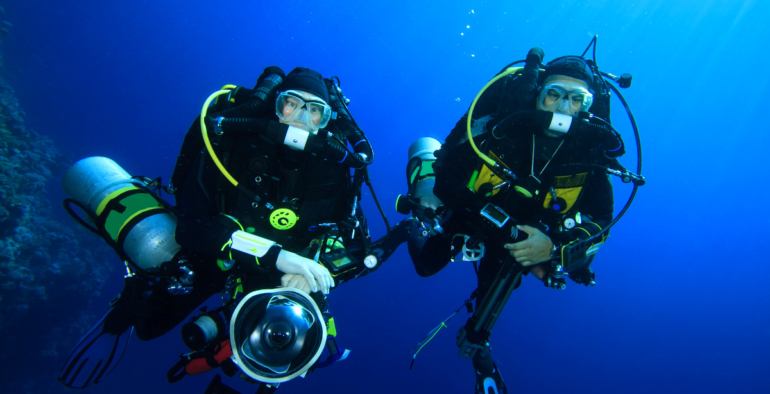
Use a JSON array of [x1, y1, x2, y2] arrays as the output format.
[[229, 288, 327, 384]]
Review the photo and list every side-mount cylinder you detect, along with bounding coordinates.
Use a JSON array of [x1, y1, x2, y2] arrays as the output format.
[[63, 157, 181, 274]]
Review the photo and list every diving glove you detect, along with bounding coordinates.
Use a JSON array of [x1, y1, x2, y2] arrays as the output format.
[[280, 273, 313, 294], [58, 297, 134, 388], [276, 250, 334, 294], [229, 230, 333, 294]]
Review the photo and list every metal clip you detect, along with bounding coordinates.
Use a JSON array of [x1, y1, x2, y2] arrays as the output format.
[[167, 277, 193, 295], [123, 261, 135, 279]]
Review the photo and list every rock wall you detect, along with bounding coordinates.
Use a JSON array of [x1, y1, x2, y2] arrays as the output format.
[[0, 48, 115, 394]]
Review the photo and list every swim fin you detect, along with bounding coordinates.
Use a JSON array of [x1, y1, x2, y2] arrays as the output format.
[[473, 351, 508, 394], [58, 300, 134, 388]]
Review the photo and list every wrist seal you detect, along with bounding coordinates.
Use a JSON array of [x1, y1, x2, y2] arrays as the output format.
[[229, 230, 282, 269]]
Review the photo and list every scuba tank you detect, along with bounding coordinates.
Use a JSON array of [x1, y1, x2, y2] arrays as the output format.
[[396, 137, 444, 234], [396, 137, 443, 215], [62, 157, 181, 275], [406, 137, 442, 204]]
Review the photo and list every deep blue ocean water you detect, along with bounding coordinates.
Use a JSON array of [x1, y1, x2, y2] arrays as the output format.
[[2, 0, 768, 392]]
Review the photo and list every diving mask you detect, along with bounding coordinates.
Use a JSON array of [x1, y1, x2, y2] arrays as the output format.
[[536, 82, 594, 116], [276, 90, 332, 131]]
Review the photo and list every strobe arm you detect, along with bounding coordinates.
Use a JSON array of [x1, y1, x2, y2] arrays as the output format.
[[456, 258, 524, 359]]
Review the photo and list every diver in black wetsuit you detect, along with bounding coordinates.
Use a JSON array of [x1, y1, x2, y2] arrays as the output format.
[[402, 47, 641, 393], [58, 66, 410, 391]]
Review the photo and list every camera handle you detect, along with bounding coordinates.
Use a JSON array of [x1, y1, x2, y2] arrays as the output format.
[[457, 256, 524, 359]]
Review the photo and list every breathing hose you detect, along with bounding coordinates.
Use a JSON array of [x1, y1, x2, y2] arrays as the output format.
[[466, 67, 523, 179], [201, 90, 240, 187]]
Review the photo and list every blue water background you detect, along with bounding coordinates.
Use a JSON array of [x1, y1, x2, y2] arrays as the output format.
[[2, 0, 768, 392]]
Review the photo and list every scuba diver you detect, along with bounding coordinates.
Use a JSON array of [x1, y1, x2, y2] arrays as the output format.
[[58, 66, 410, 392], [401, 40, 644, 393]]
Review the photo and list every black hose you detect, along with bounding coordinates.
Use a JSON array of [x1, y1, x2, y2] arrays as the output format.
[[556, 89, 644, 244], [344, 124, 374, 164], [209, 114, 370, 169], [495, 60, 525, 76], [215, 117, 272, 135], [581, 117, 625, 157], [63, 198, 101, 236], [556, 162, 638, 244], [493, 110, 624, 157], [553, 74, 643, 246], [322, 136, 367, 168], [325, 77, 374, 166], [580, 36, 598, 58], [604, 82, 643, 176], [517, 48, 544, 104], [492, 106, 638, 242], [208, 72, 284, 119], [331, 114, 373, 167], [209, 99, 265, 119], [364, 167, 391, 233], [250, 73, 283, 103], [491, 110, 542, 136]]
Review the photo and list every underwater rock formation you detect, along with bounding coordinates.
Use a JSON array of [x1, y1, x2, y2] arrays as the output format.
[[0, 73, 115, 392], [0, 9, 119, 393]]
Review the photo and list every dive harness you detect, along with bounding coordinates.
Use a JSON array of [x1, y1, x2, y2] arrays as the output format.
[[465, 38, 644, 268], [196, 71, 389, 275]]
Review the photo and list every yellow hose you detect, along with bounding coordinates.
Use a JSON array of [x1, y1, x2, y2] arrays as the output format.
[[466, 67, 523, 167], [201, 89, 239, 187]]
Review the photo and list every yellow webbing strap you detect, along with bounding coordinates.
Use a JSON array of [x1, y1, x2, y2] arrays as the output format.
[[326, 317, 338, 337], [95, 186, 140, 216], [115, 207, 165, 242]]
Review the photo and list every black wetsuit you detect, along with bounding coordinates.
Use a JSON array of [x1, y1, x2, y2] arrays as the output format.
[[407, 99, 614, 393], [129, 88, 409, 341], [148, 111, 360, 332], [174, 114, 359, 289], [411, 114, 614, 285]]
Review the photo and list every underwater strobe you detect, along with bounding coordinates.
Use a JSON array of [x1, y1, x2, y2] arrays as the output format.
[[62, 157, 183, 279], [230, 288, 327, 384]]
